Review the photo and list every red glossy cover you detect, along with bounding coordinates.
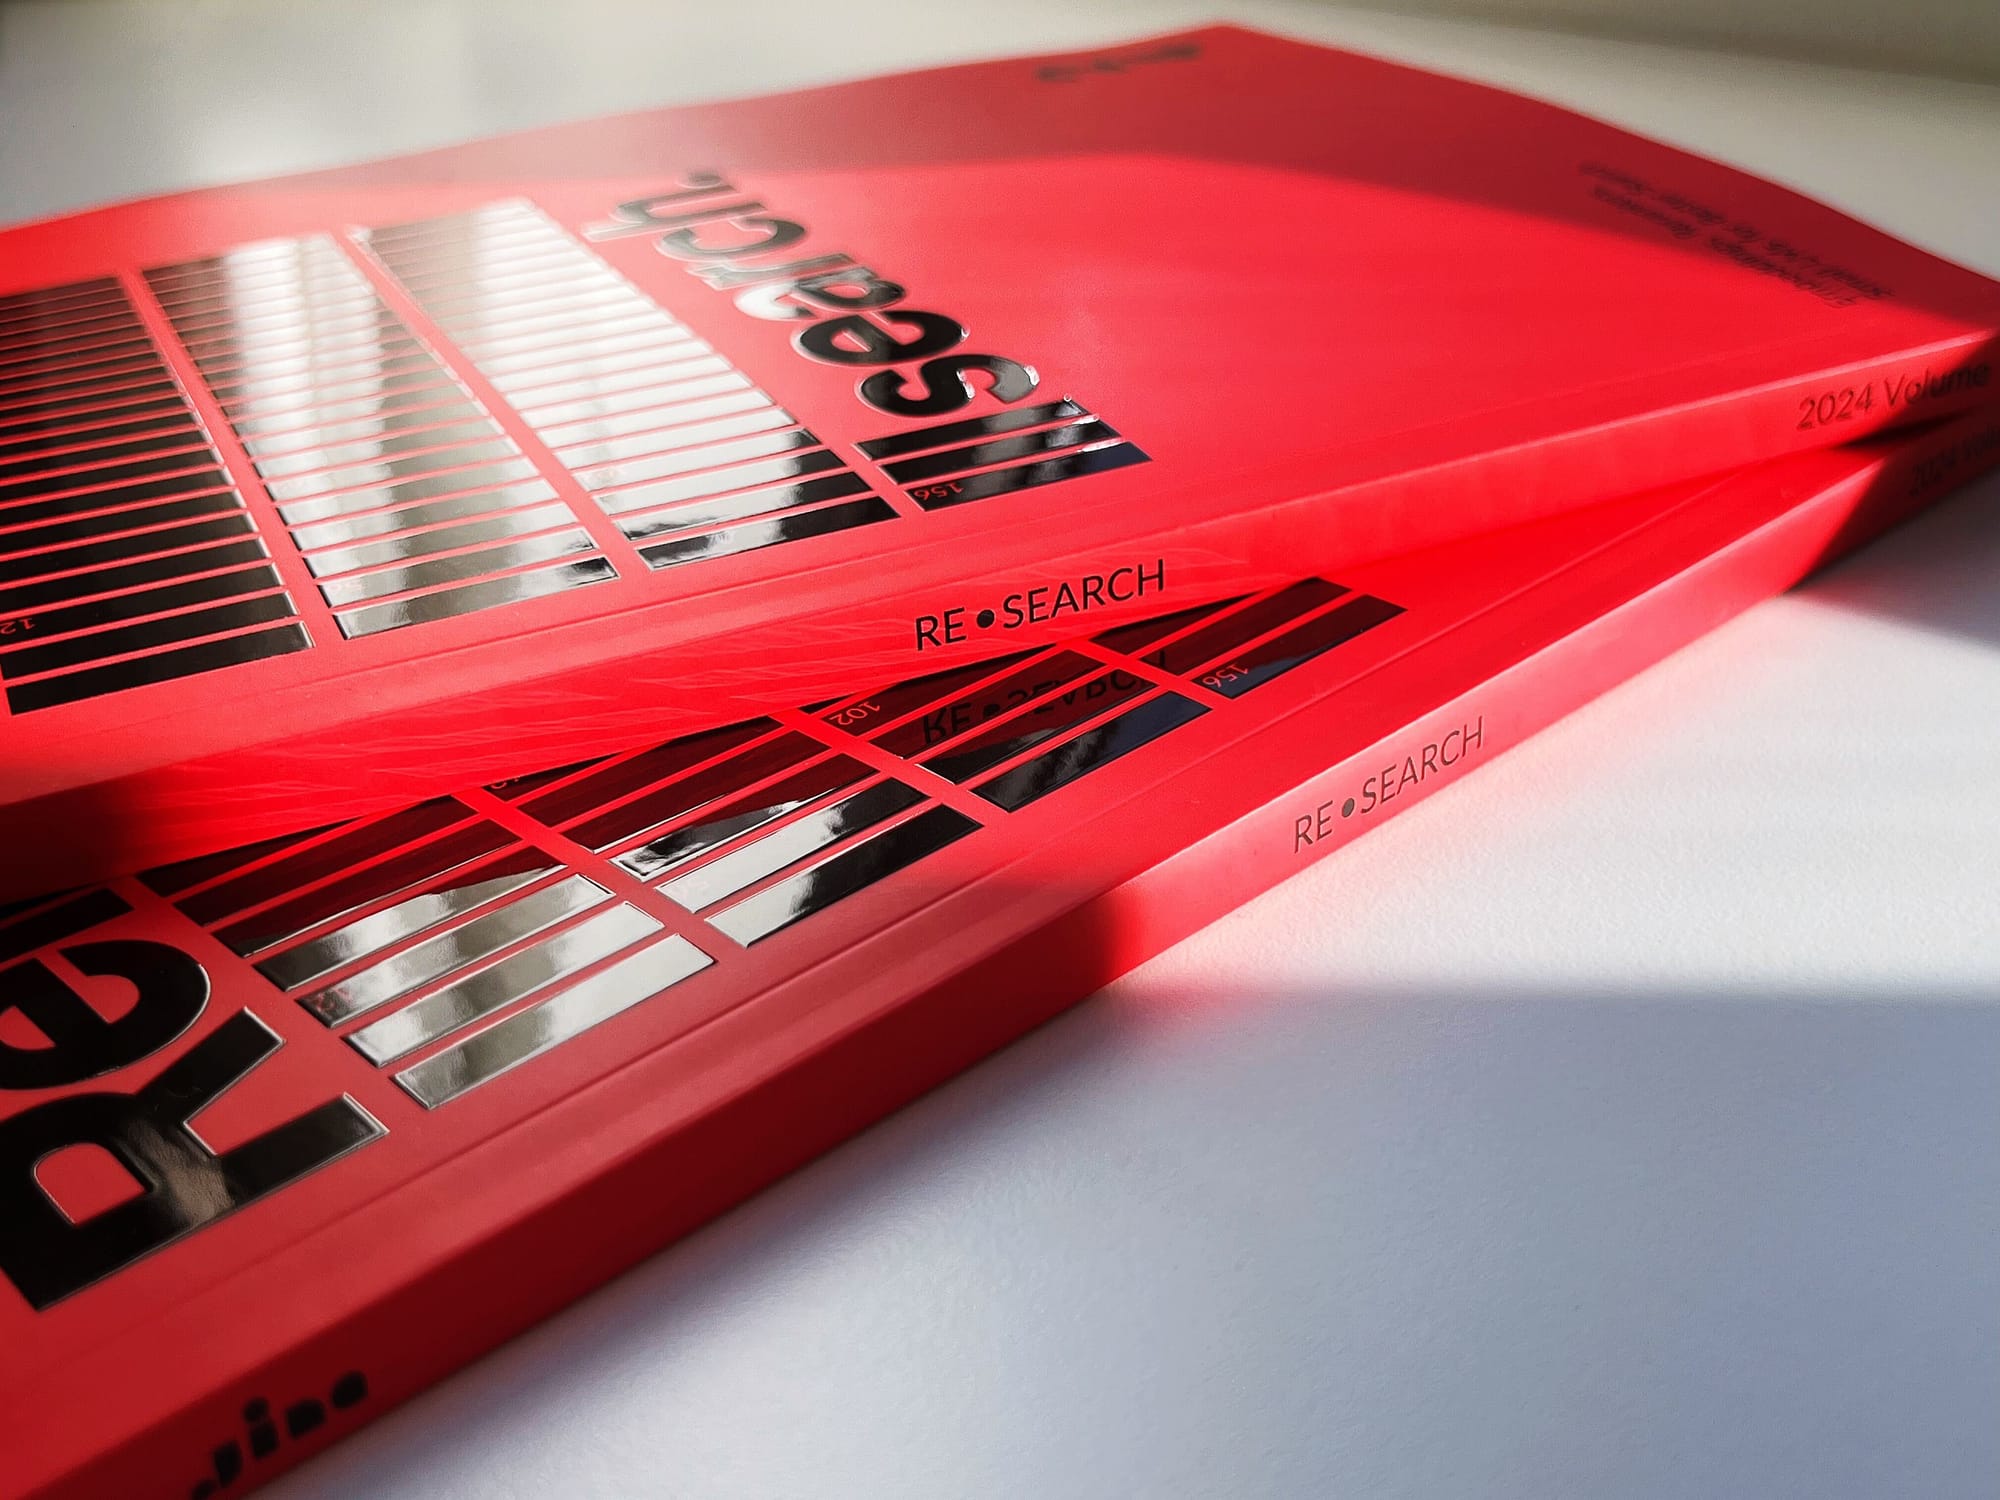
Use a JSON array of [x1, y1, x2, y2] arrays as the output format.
[[4, 409, 1996, 1500], [3, 24, 1999, 899]]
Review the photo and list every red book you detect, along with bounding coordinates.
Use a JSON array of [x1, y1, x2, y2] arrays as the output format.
[[3, 409, 1996, 1500], [2, 24, 1998, 900]]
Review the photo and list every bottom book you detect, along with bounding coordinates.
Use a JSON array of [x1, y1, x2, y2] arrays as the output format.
[[2, 408, 1996, 1499]]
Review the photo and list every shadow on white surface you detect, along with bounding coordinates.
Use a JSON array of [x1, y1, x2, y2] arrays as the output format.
[[263, 968, 2000, 1500], [1801, 466, 2000, 650]]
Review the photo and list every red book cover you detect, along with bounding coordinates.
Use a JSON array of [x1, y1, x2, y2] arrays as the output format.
[[3, 408, 1996, 1500], [2, 24, 1998, 899]]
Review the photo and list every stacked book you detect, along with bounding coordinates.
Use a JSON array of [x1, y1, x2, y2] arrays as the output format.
[[1, 26, 1995, 1499]]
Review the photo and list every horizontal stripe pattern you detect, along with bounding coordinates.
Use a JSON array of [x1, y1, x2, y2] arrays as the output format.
[[360, 199, 893, 569], [858, 398, 1149, 509], [146, 795, 712, 1109], [145, 234, 615, 640], [0, 275, 309, 712]]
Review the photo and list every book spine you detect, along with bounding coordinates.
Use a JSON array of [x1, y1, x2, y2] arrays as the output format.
[[1279, 334, 2000, 572], [1593, 332, 2000, 486], [35, 410, 1999, 1500], [1742, 337, 2000, 452]]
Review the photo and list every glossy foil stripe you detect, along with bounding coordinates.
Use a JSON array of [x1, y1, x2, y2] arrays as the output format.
[[470, 700, 971, 949], [513, 739, 960, 949], [146, 791, 715, 1108], [857, 398, 1151, 510], [0, 275, 310, 712], [392, 934, 713, 1108], [142, 235, 616, 638], [359, 200, 893, 568]]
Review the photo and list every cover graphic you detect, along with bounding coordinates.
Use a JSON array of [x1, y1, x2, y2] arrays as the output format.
[[2, 408, 1996, 1500], [2, 24, 1999, 897]]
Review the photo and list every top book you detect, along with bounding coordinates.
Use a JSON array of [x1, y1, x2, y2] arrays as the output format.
[[0, 23, 1995, 899]]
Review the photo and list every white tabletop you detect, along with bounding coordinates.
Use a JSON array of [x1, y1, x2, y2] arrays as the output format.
[[6, 3, 1998, 1496]]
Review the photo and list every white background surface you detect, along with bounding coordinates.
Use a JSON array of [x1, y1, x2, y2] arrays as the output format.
[[5, 3, 1999, 1496], [1397, 0, 2000, 84]]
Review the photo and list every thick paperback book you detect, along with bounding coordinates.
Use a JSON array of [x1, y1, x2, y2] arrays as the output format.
[[2, 25, 2000, 897], [2, 408, 1996, 1500]]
